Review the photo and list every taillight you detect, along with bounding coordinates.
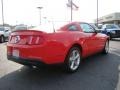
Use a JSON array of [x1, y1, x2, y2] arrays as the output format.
[[27, 36, 44, 45], [9, 35, 44, 45], [9, 35, 20, 44]]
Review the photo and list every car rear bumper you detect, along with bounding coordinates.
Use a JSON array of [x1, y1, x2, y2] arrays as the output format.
[[7, 55, 46, 66], [7, 43, 65, 64]]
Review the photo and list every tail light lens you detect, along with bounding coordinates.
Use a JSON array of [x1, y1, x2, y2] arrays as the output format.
[[9, 35, 44, 45], [27, 36, 44, 45]]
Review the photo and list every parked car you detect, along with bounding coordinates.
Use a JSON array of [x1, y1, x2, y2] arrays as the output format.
[[13, 25, 28, 31], [7, 22, 109, 73], [101, 24, 120, 39], [0, 27, 11, 43]]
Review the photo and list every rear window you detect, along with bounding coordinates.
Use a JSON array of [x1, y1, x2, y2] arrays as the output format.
[[0, 27, 10, 31], [29, 22, 68, 33]]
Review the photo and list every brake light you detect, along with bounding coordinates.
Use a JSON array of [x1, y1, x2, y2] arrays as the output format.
[[9, 35, 21, 44], [27, 36, 44, 45], [9, 35, 44, 45]]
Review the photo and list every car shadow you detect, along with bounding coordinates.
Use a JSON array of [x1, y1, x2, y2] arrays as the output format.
[[0, 53, 120, 90]]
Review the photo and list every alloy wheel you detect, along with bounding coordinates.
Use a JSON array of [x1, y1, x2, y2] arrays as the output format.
[[68, 49, 81, 71]]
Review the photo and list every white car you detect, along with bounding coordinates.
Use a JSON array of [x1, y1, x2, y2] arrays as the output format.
[[14, 25, 28, 31], [0, 27, 11, 43]]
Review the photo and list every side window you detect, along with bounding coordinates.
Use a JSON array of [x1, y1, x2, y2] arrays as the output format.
[[68, 25, 78, 31], [80, 23, 95, 33]]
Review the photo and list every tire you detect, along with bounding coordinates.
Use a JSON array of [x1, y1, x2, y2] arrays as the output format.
[[107, 33, 112, 40], [64, 47, 81, 73], [102, 40, 109, 54], [0, 35, 5, 43]]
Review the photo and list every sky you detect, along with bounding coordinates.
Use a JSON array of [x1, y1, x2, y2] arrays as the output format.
[[0, 0, 120, 26]]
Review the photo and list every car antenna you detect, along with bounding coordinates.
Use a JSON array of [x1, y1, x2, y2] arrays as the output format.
[[51, 19, 55, 33]]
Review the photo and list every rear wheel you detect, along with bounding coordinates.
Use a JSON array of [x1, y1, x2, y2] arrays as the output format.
[[0, 35, 5, 43], [64, 47, 81, 73], [102, 40, 109, 54]]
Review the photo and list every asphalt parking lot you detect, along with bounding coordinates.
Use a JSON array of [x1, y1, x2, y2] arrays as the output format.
[[0, 39, 120, 90]]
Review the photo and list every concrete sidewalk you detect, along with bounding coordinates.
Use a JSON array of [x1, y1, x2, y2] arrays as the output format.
[[116, 65, 120, 90]]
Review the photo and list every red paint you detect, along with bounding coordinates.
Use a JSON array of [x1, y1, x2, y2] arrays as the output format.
[[7, 22, 109, 64]]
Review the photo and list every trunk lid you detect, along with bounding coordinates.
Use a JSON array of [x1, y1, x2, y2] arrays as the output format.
[[9, 30, 46, 45]]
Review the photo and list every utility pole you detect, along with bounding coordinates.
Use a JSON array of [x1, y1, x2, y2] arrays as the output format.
[[97, 0, 99, 27], [1, 0, 5, 27], [37, 7, 43, 25], [67, 0, 78, 22], [71, 0, 73, 22]]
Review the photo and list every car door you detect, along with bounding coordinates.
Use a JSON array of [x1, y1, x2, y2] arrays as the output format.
[[79, 23, 101, 56]]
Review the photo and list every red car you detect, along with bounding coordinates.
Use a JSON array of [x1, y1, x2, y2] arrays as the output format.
[[7, 22, 109, 72]]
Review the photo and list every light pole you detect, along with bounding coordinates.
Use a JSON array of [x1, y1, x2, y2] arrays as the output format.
[[97, 0, 99, 27], [37, 7, 43, 25], [67, 0, 78, 22], [71, 0, 73, 22], [1, 0, 4, 27]]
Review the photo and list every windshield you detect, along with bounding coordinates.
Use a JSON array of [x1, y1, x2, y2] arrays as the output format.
[[106, 24, 120, 29], [89, 24, 98, 29], [0, 27, 4, 31]]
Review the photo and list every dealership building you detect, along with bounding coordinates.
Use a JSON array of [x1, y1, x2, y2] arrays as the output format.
[[95, 12, 120, 25]]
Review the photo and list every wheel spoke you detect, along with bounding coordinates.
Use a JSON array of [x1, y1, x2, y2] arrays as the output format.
[[70, 61, 75, 69], [72, 51, 76, 58], [69, 57, 73, 61], [74, 53, 80, 60]]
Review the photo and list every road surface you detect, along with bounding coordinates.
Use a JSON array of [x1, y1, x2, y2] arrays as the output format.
[[0, 39, 120, 90]]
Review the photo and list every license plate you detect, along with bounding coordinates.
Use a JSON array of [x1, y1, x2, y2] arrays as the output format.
[[12, 49, 19, 57]]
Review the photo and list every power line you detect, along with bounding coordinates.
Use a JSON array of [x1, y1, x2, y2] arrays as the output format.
[[1, 0, 5, 27]]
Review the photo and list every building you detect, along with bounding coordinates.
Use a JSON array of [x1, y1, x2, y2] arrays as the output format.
[[95, 12, 120, 25]]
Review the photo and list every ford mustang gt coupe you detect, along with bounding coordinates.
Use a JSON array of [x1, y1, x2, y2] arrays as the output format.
[[7, 22, 109, 72]]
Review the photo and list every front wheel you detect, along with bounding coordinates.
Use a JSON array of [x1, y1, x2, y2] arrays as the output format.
[[64, 47, 81, 73], [102, 40, 109, 54]]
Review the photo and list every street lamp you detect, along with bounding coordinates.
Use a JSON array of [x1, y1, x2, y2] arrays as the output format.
[[71, 0, 73, 22], [37, 7, 43, 25], [97, 0, 99, 27], [1, 0, 5, 27], [67, 0, 79, 22]]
